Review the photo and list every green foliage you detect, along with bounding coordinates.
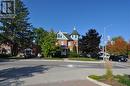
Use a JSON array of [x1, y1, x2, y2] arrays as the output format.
[[105, 68, 113, 81], [69, 52, 79, 58], [89, 74, 130, 86], [43, 57, 63, 60], [128, 51, 130, 55], [117, 75, 130, 86], [79, 29, 101, 58], [69, 57, 96, 61], [0, 33, 4, 42], [73, 45, 77, 52], [33, 28, 59, 58], [89, 75, 103, 81], [33, 27, 48, 46], [40, 30, 57, 57], [0, 0, 33, 55]]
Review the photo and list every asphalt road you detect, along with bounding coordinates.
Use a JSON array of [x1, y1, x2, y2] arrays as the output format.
[[0, 59, 130, 86]]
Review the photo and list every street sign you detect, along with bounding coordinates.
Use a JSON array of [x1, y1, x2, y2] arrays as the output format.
[[0, 0, 15, 18]]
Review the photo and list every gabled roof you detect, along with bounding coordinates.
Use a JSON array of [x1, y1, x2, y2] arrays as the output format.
[[57, 31, 68, 40], [57, 28, 80, 40], [63, 33, 73, 40]]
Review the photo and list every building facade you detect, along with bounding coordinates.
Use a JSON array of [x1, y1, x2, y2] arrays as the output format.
[[56, 28, 80, 54], [0, 41, 12, 55]]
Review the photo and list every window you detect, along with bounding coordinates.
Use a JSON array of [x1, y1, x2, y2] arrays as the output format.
[[61, 41, 64, 45], [73, 35, 75, 38], [57, 34, 62, 38], [68, 42, 71, 46], [75, 42, 78, 46], [75, 35, 77, 38]]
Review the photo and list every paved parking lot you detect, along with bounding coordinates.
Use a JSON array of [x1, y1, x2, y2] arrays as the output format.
[[0, 59, 130, 86]]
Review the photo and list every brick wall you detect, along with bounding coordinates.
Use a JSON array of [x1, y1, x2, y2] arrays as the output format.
[[57, 40, 79, 53], [58, 40, 68, 46]]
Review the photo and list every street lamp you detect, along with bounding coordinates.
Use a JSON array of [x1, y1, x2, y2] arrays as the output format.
[[103, 27, 105, 61], [103, 24, 112, 61]]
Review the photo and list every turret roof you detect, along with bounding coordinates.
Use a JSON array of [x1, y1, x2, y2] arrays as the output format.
[[71, 27, 80, 36]]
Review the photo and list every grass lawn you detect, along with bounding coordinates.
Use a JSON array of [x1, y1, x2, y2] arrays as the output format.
[[43, 57, 64, 60], [89, 75, 130, 86], [43, 57, 97, 61], [68, 57, 97, 61]]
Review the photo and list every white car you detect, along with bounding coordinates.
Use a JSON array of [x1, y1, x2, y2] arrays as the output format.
[[99, 52, 110, 59]]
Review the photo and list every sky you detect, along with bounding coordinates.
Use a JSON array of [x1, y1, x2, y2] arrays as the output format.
[[23, 0, 130, 43]]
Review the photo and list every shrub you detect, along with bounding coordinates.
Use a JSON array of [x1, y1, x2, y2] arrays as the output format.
[[128, 51, 130, 55], [69, 57, 96, 61], [89, 75, 101, 81], [118, 75, 130, 86], [69, 52, 79, 58], [104, 60, 113, 84]]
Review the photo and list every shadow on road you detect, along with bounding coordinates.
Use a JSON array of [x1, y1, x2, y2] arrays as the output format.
[[0, 65, 50, 86]]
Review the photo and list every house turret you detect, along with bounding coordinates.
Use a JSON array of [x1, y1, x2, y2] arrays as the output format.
[[70, 27, 80, 54], [70, 27, 80, 40]]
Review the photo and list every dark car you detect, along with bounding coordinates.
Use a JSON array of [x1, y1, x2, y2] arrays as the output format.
[[79, 53, 87, 57], [109, 55, 128, 62], [24, 48, 35, 58]]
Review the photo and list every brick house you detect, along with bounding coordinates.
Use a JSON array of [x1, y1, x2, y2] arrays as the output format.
[[56, 28, 80, 55], [0, 40, 12, 55]]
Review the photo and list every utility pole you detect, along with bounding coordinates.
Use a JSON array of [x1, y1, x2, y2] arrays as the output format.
[[103, 27, 106, 61], [103, 24, 112, 61]]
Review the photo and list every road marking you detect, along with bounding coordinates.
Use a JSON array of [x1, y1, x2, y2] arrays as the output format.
[[67, 64, 74, 68]]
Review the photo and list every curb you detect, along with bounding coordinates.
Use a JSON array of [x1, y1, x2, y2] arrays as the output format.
[[19, 59, 63, 62], [86, 76, 111, 86], [64, 60, 104, 63], [19, 59, 104, 63]]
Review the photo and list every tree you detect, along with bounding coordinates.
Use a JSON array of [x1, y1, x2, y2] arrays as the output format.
[[79, 29, 101, 58], [33, 27, 48, 46], [33, 27, 48, 54], [127, 41, 130, 51], [40, 30, 57, 57], [0, 0, 33, 55], [106, 37, 128, 55]]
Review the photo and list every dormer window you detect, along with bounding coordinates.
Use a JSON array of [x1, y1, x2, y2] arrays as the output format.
[[57, 34, 62, 38]]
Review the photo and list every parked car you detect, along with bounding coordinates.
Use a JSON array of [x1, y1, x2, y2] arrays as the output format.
[[109, 55, 128, 62], [79, 53, 87, 57], [24, 48, 35, 58], [98, 52, 110, 60], [79, 53, 92, 57]]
